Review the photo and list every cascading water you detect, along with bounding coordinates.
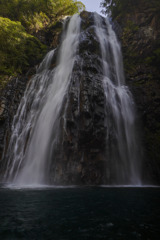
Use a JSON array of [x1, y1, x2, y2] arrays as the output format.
[[94, 13, 141, 184], [2, 12, 141, 186], [4, 14, 81, 186]]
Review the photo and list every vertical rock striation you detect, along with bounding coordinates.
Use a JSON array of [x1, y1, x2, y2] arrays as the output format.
[[49, 12, 107, 184], [112, 0, 160, 184]]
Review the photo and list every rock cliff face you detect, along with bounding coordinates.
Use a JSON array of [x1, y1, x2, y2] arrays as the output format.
[[0, 76, 28, 175], [0, 6, 160, 185], [114, 0, 160, 183], [50, 12, 107, 184]]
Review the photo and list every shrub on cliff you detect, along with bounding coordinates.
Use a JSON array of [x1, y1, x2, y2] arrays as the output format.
[[101, 0, 160, 18], [0, 0, 85, 88], [0, 17, 47, 77], [0, 0, 85, 33]]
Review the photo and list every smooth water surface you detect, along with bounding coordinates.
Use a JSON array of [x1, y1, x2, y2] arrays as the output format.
[[0, 187, 159, 239]]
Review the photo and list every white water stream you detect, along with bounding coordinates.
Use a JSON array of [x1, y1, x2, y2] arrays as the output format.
[[4, 14, 81, 185], [3, 13, 141, 186], [94, 13, 141, 184]]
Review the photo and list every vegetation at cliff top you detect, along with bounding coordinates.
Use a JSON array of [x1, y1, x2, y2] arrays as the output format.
[[0, 17, 47, 76], [100, 0, 160, 18], [0, 0, 85, 86], [0, 0, 85, 33], [100, 0, 160, 73]]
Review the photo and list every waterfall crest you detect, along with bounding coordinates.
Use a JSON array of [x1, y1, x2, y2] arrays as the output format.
[[2, 12, 141, 186]]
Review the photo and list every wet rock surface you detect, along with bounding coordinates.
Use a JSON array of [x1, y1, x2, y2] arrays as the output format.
[[49, 12, 107, 184], [1, 7, 160, 184], [114, 1, 160, 184], [0, 76, 29, 174]]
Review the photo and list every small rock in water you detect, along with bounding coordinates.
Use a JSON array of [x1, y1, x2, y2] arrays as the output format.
[[106, 222, 114, 227]]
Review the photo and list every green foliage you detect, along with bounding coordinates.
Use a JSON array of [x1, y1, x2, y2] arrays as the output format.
[[124, 20, 139, 33], [154, 48, 160, 63], [0, 17, 47, 76], [0, 0, 85, 33], [145, 48, 160, 67], [0, 0, 85, 87], [100, 0, 136, 17], [100, 0, 160, 18], [23, 11, 50, 34]]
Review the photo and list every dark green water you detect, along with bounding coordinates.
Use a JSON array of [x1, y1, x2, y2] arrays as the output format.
[[0, 187, 160, 240]]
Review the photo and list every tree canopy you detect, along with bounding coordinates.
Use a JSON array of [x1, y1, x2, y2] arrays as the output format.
[[0, 0, 85, 33], [100, 0, 160, 18], [0, 17, 47, 76], [0, 0, 85, 82]]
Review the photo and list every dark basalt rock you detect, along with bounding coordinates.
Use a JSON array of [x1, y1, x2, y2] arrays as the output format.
[[49, 12, 107, 185], [45, 21, 63, 49], [0, 76, 28, 176], [114, 1, 160, 184]]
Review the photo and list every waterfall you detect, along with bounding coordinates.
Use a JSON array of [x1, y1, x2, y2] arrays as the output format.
[[4, 14, 81, 185], [2, 12, 141, 186], [94, 13, 141, 184]]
